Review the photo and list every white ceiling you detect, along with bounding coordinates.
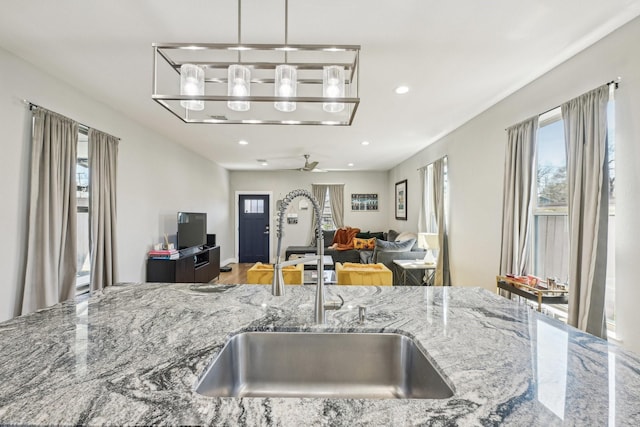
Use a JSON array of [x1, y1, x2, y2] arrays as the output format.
[[2, 0, 639, 171]]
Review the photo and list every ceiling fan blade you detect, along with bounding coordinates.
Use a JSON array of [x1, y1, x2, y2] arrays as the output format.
[[305, 161, 319, 171]]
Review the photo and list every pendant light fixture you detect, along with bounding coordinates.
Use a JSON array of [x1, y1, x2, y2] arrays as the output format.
[[323, 65, 345, 113], [274, 64, 297, 112], [274, 0, 297, 112], [228, 0, 251, 112], [180, 64, 205, 111], [228, 64, 251, 111], [151, 0, 360, 125]]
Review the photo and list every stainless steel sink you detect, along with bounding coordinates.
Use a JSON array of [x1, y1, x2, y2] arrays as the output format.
[[194, 332, 454, 399]]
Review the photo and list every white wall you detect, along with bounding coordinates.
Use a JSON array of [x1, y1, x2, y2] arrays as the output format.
[[0, 46, 231, 322], [230, 171, 391, 261], [389, 16, 640, 354]]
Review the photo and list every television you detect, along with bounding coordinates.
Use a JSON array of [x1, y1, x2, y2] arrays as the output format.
[[177, 212, 207, 250]]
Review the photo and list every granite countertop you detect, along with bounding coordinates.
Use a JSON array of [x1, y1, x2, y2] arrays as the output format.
[[1, 282, 639, 426]]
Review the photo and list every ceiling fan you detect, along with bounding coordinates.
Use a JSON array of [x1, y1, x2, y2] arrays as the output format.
[[297, 154, 322, 172]]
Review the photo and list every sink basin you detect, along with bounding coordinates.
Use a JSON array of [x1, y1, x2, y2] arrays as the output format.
[[194, 332, 454, 399]]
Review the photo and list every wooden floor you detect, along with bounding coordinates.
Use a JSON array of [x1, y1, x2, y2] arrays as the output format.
[[215, 263, 253, 284]]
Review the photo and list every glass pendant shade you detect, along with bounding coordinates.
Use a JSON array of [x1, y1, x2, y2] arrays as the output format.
[[274, 64, 297, 112], [227, 64, 251, 112], [180, 64, 205, 111], [322, 65, 345, 113]]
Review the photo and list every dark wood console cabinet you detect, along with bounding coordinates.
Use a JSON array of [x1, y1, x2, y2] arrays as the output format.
[[146, 245, 220, 283]]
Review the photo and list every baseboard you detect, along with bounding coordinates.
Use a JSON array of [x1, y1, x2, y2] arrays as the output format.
[[221, 257, 236, 267]]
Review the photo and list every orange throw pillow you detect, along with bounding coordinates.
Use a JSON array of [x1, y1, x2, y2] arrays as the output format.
[[353, 237, 376, 250]]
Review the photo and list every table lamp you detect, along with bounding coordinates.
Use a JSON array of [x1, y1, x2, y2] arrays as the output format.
[[417, 232, 439, 265]]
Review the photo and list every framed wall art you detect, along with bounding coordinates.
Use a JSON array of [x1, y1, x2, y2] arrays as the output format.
[[351, 193, 378, 211], [395, 179, 407, 220]]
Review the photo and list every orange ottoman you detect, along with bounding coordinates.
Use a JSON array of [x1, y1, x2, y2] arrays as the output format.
[[335, 262, 392, 286], [246, 262, 304, 285]]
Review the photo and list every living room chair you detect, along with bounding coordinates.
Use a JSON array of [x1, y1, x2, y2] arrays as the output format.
[[335, 262, 393, 286], [246, 262, 304, 285]]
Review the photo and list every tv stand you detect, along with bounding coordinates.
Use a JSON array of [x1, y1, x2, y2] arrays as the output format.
[[146, 245, 220, 283]]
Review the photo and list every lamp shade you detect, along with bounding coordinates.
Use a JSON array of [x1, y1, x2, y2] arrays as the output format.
[[322, 65, 345, 113], [274, 64, 297, 112], [227, 64, 251, 111], [180, 64, 205, 111], [418, 233, 439, 250]]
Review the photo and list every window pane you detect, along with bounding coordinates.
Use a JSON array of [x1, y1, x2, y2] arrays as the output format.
[[321, 188, 335, 230], [76, 132, 90, 290], [533, 110, 568, 282], [244, 199, 264, 214], [536, 119, 567, 210], [607, 100, 615, 208], [605, 98, 615, 327]]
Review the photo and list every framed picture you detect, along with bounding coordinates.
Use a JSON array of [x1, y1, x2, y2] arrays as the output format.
[[395, 179, 407, 220], [351, 193, 378, 211]]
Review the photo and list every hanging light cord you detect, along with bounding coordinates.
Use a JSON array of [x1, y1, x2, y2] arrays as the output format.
[[237, 0, 242, 63], [284, 0, 289, 63]]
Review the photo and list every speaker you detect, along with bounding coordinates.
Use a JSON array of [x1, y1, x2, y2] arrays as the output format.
[[206, 234, 216, 247]]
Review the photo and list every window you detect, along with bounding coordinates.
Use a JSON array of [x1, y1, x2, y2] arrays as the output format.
[[533, 98, 616, 328], [421, 158, 449, 234], [76, 130, 90, 293], [320, 189, 335, 230], [244, 198, 264, 214], [533, 109, 569, 282]]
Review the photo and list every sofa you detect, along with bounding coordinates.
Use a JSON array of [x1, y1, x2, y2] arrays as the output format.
[[284, 229, 427, 285]]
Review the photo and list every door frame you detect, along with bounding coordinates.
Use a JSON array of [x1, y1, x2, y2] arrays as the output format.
[[234, 191, 274, 263]]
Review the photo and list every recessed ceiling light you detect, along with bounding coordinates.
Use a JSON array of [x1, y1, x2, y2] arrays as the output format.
[[395, 85, 409, 95], [361, 141, 370, 146], [348, 163, 354, 167], [261, 162, 268, 166], [238, 139, 249, 145]]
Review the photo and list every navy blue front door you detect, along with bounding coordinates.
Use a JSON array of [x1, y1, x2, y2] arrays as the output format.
[[238, 195, 270, 263]]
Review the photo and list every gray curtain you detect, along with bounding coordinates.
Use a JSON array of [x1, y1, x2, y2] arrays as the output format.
[[310, 184, 328, 244], [88, 129, 119, 292], [432, 157, 450, 286], [22, 108, 78, 314], [499, 116, 538, 276], [563, 85, 609, 339], [417, 167, 428, 233], [328, 184, 345, 228]]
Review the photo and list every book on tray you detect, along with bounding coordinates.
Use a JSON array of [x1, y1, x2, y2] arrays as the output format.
[[148, 249, 179, 259]]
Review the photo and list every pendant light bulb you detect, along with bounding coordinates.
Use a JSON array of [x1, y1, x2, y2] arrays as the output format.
[[274, 64, 297, 112], [323, 65, 345, 113], [180, 64, 205, 111], [227, 64, 251, 112]]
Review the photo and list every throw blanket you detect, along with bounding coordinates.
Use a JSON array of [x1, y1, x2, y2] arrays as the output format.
[[330, 227, 361, 251]]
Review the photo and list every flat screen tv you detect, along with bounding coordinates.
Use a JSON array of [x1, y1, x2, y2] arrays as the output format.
[[177, 212, 207, 250]]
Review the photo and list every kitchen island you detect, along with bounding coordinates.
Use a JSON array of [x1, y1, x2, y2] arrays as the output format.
[[1, 282, 639, 426]]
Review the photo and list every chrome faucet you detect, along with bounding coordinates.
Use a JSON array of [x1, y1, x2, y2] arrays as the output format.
[[272, 189, 343, 323]]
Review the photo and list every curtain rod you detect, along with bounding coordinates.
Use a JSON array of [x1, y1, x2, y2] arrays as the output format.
[[23, 99, 121, 140], [506, 79, 620, 131], [539, 80, 619, 118], [417, 154, 448, 171]]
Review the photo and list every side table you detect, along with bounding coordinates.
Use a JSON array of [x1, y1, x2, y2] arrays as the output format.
[[393, 260, 436, 286], [496, 276, 568, 312]]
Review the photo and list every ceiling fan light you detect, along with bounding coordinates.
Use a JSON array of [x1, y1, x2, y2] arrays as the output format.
[[323, 65, 345, 113], [227, 64, 251, 112], [274, 64, 297, 112], [180, 64, 205, 111]]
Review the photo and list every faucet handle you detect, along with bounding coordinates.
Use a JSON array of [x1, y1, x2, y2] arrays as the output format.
[[324, 294, 344, 311], [358, 305, 366, 324]]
